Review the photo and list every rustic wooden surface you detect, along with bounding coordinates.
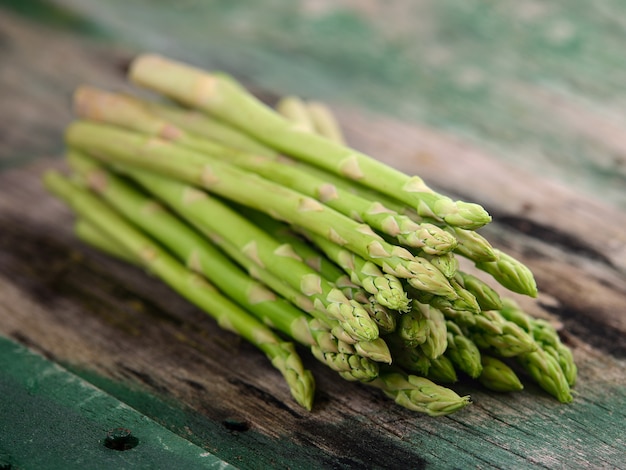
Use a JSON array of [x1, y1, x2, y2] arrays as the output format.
[[1, 3, 625, 469]]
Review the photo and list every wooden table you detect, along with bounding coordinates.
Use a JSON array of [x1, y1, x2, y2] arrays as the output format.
[[1, 3, 625, 468]]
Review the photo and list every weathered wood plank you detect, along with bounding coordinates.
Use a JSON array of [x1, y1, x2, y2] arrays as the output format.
[[1, 3, 625, 468], [1, 158, 624, 469], [0, 336, 234, 470]]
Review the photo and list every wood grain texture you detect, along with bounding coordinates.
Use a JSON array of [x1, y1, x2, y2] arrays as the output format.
[[1, 4, 625, 469]]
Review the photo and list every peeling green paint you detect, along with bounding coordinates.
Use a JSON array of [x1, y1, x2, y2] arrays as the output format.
[[0, 336, 234, 470]]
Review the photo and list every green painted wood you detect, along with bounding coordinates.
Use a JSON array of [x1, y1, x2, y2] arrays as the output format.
[[0, 336, 234, 470]]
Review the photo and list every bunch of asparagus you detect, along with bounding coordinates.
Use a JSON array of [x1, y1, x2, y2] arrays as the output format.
[[44, 54, 576, 416]]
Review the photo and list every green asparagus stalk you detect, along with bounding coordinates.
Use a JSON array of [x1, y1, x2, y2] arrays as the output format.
[[424, 355, 458, 384], [74, 191, 385, 381], [417, 303, 449, 360], [454, 271, 503, 311], [475, 249, 538, 298], [44, 170, 315, 410], [74, 165, 393, 367], [362, 297, 397, 334], [421, 252, 458, 278], [517, 348, 573, 403], [305, 100, 347, 145], [275, 96, 316, 133], [68, 152, 317, 346], [466, 310, 537, 357], [115, 165, 380, 343], [369, 368, 471, 416], [396, 304, 430, 347], [407, 279, 480, 315], [66, 121, 459, 302], [243, 211, 399, 335], [278, 96, 346, 144], [238, 207, 355, 291], [446, 227, 497, 263], [75, 86, 276, 158], [74, 155, 368, 348], [499, 298, 577, 386], [75, 87, 459, 256], [75, 218, 137, 265], [478, 356, 524, 392], [299, 229, 410, 312], [389, 339, 458, 384], [129, 55, 491, 230], [444, 320, 483, 379], [306, 319, 380, 380]]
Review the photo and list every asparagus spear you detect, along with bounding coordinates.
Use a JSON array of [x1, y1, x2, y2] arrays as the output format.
[[75, 86, 276, 158], [299, 229, 411, 312], [305, 100, 347, 145], [453, 271, 503, 311], [447, 227, 497, 263], [499, 298, 577, 386], [444, 320, 483, 379], [68, 152, 320, 344], [74, 218, 137, 265], [277, 96, 346, 144], [44, 171, 315, 410], [74, 165, 391, 369], [74, 87, 458, 256], [129, 54, 492, 230], [118, 166, 381, 344], [516, 348, 573, 403], [465, 310, 537, 358], [417, 303, 449, 360], [389, 339, 458, 384], [66, 121, 458, 301], [74, 87, 456, 254], [475, 249, 538, 298], [478, 356, 524, 392], [70, 153, 391, 359], [275, 96, 316, 134], [369, 369, 471, 416], [244, 211, 399, 334], [396, 304, 430, 347]]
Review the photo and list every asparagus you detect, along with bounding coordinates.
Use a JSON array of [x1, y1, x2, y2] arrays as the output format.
[[299, 229, 410, 312], [369, 369, 471, 416], [465, 310, 537, 358], [307, 319, 380, 380], [396, 304, 430, 347], [499, 298, 577, 386], [417, 303, 449, 360], [129, 54, 492, 230], [454, 271, 503, 311], [447, 227, 497, 263], [75, 87, 458, 256], [517, 349, 573, 403], [444, 320, 483, 379], [44, 171, 315, 410], [75, 218, 137, 265], [77, 215, 387, 367], [116, 166, 380, 343], [75, 86, 276, 158], [275, 96, 316, 134], [390, 340, 458, 384], [362, 296, 398, 334], [421, 252, 458, 278], [478, 356, 524, 392], [305, 100, 347, 145], [69, 152, 321, 344], [475, 249, 538, 298], [66, 121, 459, 301]]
